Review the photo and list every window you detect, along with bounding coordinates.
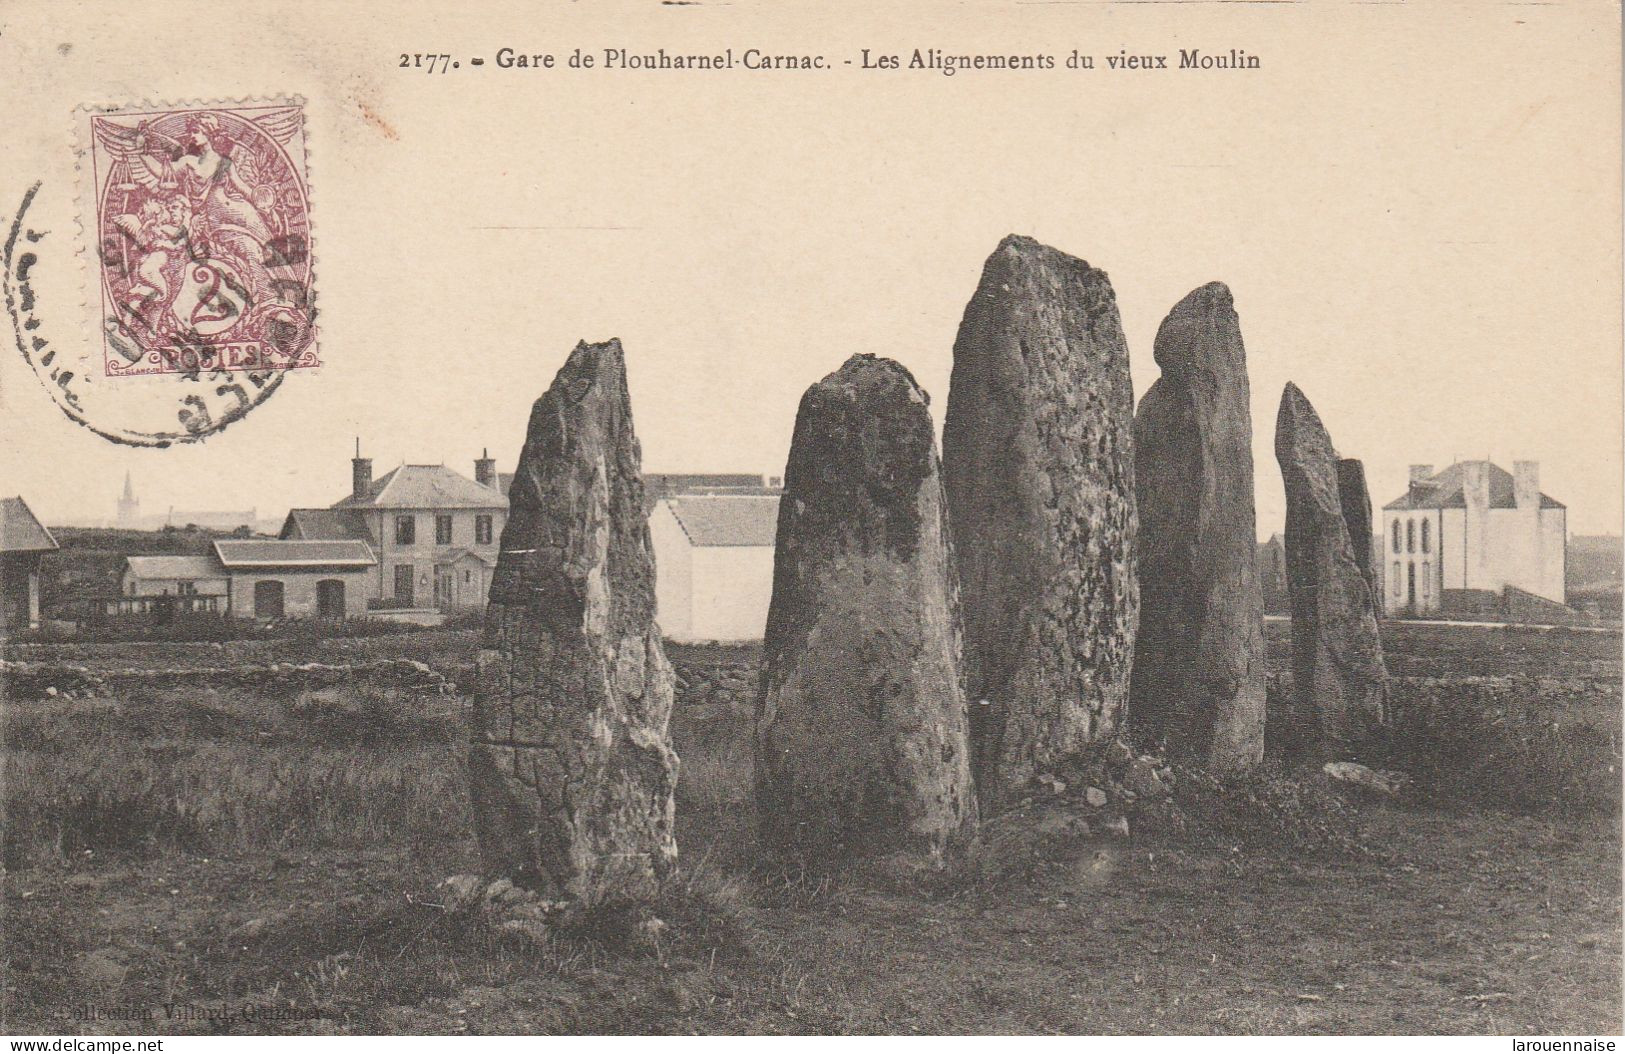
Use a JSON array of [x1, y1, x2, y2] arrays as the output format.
[[1421, 562, 1431, 601], [1391, 520, 1401, 553], [1406, 520, 1415, 553], [1393, 562, 1402, 597], [1406, 562, 1416, 608], [476, 514, 493, 545], [394, 564, 415, 606], [1420, 519, 1431, 554], [463, 570, 472, 584], [436, 514, 453, 545], [395, 515, 416, 545], [178, 581, 197, 595]]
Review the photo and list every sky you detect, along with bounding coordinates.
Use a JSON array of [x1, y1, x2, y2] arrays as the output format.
[[1, 0, 1619, 539]]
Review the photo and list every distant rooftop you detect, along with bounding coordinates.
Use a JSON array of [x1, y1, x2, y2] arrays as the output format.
[[663, 494, 779, 547], [1382, 460, 1564, 512], [334, 464, 506, 510], [125, 555, 222, 580], [281, 507, 371, 542], [214, 539, 377, 568]]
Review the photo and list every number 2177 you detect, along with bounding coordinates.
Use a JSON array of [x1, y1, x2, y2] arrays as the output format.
[[400, 53, 453, 73]]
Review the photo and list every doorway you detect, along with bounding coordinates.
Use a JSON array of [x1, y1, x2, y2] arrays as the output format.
[[316, 579, 345, 618], [254, 580, 285, 619]]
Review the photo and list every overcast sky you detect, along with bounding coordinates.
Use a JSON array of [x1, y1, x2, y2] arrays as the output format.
[[1, 0, 1619, 539]]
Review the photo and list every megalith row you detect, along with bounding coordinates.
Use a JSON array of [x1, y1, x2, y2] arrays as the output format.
[[460, 242, 1390, 903]]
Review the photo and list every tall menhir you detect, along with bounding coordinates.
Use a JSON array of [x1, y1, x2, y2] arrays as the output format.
[[1131, 283, 1266, 770], [757, 354, 978, 862], [942, 235, 1139, 813], [467, 339, 680, 906]]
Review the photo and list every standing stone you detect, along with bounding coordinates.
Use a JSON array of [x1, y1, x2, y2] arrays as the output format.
[[1130, 283, 1265, 770], [942, 235, 1138, 813], [468, 339, 679, 905], [1273, 383, 1390, 761], [757, 354, 977, 861], [1336, 458, 1378, 606]]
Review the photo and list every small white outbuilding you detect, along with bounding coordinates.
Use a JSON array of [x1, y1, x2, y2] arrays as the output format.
[[649, 494, 779, 643]]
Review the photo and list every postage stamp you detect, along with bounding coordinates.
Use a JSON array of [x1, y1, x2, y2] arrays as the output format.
[[83, 100, 317, 377]]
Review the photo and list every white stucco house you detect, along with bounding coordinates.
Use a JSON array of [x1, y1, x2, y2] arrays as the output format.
[[1380, 460, 1566, 616], [649, 494, 779, 643]]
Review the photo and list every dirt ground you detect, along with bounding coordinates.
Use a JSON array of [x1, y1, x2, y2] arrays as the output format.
[[4, 804, 1617, 1035], [2, 623, 1620, 1036]]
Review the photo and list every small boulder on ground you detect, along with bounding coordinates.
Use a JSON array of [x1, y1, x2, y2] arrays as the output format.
[[1322, 761, 1410, 796]]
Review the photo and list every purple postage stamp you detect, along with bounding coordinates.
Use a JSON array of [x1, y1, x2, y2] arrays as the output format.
[[84, 100, 317, 377]]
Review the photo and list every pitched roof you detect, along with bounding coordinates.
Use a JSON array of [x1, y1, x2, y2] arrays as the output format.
[[1383, 461, 1564, 511], [125, 555, 223, 580], [333, 464, 506, 510], [663, 495, 779, 547], [0, 497, 57, 553], [213, 539, 376, 568], [281, 507, 371, 541], [439, 547, 492, 565]]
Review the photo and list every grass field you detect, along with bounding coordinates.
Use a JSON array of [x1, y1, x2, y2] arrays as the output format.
[[1, 623, 1619, 1035]]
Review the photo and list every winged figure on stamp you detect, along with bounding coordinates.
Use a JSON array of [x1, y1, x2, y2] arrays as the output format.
[[93, 107, 310, 350]]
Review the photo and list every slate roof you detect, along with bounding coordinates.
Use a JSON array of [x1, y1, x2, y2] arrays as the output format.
[[125, 555, 223, 580], [280, 507, 372, 542], [663, 495, 779, 547], [213, 539, 376, 568], [1382, 461, 1565, 511], [332, 465, 506, 510], [0, 497, 57, 553]]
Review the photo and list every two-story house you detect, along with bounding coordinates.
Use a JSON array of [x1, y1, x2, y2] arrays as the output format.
[[280, 447, 507, 611], [1380, 459, 1566, 616]]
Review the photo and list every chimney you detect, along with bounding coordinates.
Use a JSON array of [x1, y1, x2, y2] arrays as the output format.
[[1409, 464, 1434, 484], [1513, 460, 1539, 509], [1462, 460, 1490, 512], [352, 438, 372, 501], [475, 448, 496, 489]]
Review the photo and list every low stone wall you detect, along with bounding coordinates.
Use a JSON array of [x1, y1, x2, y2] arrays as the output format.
[[670, 658, 758, 807], [1, 658, 453, 700], [672, 658, 757, 710], [1267, 669, 1621, 812], [1266, 671, 1620, 707]]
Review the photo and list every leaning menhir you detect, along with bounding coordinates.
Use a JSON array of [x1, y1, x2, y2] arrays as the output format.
[[467, 339, 680, 904], [942, 235, 1138, 813], [1336, 457, 1378, 605], [1273, 382, 1390, 760], [1130, 283, 1266, 771], [756, 354, 977, 860]]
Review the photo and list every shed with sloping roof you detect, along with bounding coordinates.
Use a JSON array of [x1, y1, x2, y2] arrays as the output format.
[[211, 539, 377, 620], [2, 496, 58, 632], [648, 494, 779, 642]]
